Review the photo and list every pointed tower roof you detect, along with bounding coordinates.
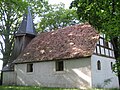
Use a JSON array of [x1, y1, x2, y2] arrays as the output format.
[[16, 7, 36, 36]]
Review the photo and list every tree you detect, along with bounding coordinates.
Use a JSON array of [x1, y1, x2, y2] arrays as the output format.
[[0, 0, 28, 67], [70, 0, 120, 85], [0, 0, 49, 67], [37, 3, 79, 32], [0, 0, 79, 67]]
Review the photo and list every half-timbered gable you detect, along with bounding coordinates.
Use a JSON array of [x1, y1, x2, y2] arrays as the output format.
[[94, 34, 114, 58]]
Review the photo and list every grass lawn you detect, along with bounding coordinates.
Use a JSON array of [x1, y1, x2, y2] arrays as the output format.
[[0, 86, 119, 90], [0, 86, 79, 90]]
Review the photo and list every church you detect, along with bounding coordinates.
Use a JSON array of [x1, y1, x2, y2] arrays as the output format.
[[2, 8, 119, 89]]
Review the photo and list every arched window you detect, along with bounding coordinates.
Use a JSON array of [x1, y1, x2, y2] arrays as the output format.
[[97, 60, 101, 70]]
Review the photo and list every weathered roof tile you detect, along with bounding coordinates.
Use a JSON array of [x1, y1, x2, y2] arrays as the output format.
[[14, 24, 99, 63]]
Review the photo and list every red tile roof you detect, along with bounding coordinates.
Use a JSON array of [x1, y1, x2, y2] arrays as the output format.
[[14, 24, 99, 63]]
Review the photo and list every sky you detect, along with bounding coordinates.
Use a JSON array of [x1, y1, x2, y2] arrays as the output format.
[[0, 0, 74, 70], [48, 0, 73, 9]]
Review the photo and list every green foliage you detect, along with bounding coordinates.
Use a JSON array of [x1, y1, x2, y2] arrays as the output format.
[[70, 0, 120, 38], [0, 86, 78, 90], [37, 3, 79, 32], [113, 57, 120, 74], [0, 0, 54, 66], [28, 0, 49, 17], [0, 0, 79, 67], [70, 0, 120, 75], [0, 86, 119, 90], [0, 0, 28, 66], [0, 0, 50, 66]]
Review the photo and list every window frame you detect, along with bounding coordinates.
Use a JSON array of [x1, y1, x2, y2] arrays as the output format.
[[55, 61, 64, 71], [27, 63, 33, 73], [111, 62, 113, 70]]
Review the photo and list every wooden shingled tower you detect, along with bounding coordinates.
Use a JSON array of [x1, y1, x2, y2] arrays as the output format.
[[13, 7, 36, 60]]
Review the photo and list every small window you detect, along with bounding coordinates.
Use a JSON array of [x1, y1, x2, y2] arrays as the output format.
[[111, 62, 113, 70], [100, 38, 104, 45], [104, 41, 109, 47], [56, 61, 64, 71], [97, 60, 101, 70], [27, 63, 33, 72]]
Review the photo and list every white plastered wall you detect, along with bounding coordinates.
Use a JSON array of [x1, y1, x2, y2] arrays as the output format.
[[15, 58, 91, 89], [91, 54, 119, 88]]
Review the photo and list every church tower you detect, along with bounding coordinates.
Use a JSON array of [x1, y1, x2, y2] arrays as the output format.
[[13, 7, 36, 59]]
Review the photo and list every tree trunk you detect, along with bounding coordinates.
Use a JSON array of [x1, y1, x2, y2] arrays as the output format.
[[111, 37, 120, 86]]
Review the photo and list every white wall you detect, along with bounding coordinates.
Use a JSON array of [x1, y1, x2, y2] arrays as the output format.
[[2, 71, 16, 85], [91, 54, 119, 88], [15, 58, 91, 89]]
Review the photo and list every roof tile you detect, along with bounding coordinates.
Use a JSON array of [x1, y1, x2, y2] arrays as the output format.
[[14, 24, 99, 63]]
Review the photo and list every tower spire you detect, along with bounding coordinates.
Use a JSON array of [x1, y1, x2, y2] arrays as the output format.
[[16, 6, 36, 36], [13, 7, 36, 60], [2, 7, 37, 71]]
